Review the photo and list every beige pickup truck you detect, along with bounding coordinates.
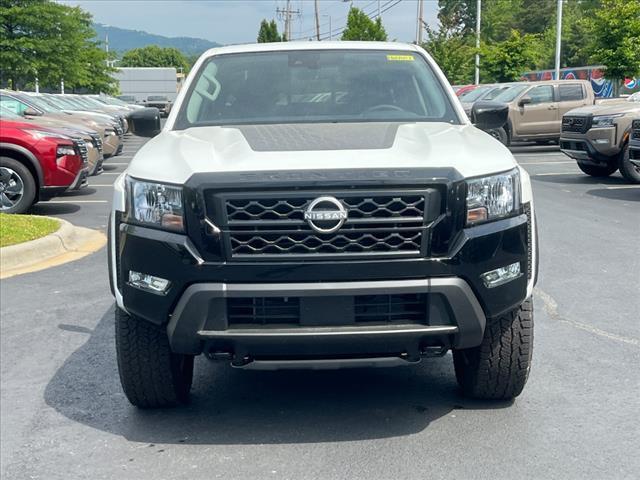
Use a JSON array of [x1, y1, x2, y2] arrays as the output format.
[[487, 80, 595, 145], [560, 98, 640, 184]]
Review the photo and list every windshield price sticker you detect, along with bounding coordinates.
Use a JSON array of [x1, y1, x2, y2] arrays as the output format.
[[387, 54, 415, 62]]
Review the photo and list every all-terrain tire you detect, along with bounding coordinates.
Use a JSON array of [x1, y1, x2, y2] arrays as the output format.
[[617, 143, 640, 184], [0, 157, 36, 214], [453, 298, 533, 400], [115, 306, 194, 408], [487, 126, 509, 146], [577, 161, 618, 177]]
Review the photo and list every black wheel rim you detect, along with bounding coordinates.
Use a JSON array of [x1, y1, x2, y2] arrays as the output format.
[[0, 167, 25, 210]]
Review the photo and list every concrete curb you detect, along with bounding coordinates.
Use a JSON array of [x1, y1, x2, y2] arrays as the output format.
[[0, 217, 107, 279]]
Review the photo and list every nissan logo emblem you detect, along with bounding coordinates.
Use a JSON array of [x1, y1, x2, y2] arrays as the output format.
[[304, 196, 348, 234]]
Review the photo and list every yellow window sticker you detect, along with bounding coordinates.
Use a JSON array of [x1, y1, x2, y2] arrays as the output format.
[[387, 54, 415, 61]]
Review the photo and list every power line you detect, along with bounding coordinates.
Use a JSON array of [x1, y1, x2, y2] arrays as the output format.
[[317, 0, 402, 41], [291, 0, 399, 42], [289, 0, 380, 40]]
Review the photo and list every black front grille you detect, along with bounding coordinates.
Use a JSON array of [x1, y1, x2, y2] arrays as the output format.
[[227, 297, 300, 325], [90, 133, 103, 153], [632, 120, 640, 140], [562, 115, 591, 133], [75, 140, 88, 165], [220, 192, 429, 259], [226, 294, 427, 327], [354, 294, 426, 324]]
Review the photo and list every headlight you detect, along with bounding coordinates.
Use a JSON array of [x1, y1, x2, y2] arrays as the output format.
[[56, 145, 76, 158], [591, 114, 623, 128], [127, 178, 184, 232], [23, 129, 70, 141], [466, 169, 520, 225]]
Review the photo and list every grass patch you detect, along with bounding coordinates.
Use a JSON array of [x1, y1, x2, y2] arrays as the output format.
[[0, 214, 60, 248]]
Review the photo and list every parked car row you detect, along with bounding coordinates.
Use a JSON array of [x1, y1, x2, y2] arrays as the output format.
[[0, 91, 158, 213], [455, 81, 640, 183], [117, 94, 173, 117]]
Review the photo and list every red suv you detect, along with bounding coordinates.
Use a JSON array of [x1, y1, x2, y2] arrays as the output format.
[[0, 119, 89, 213]]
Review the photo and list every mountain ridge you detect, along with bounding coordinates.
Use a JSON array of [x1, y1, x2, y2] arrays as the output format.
[[93, 23, 221, 56]]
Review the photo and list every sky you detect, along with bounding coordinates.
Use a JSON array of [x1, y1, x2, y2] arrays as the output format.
[[60, 0, 440, 45]]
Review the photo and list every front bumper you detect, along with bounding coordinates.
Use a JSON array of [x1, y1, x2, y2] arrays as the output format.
[[69, 167, 89, 190], [102, 132, 120, 157], [110, 212, 533, 359], [560, 127, 619, 164]]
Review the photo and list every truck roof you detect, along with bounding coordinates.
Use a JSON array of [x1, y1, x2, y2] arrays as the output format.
[[201, 41, 420, 58]]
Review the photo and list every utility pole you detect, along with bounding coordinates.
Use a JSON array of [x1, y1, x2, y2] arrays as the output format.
[[314, 0, 320, 41], [378, 0, 381, 18], [475, 0, 481, 85], [415, 0, 424, 44], [554, 0, 563, 80], [276, 0, 300, 41]]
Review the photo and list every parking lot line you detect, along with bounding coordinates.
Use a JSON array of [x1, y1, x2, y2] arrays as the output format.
[[518, 161, 575, 165], [90, 184, 114, 187], [533, 172, 578, 176], [605, 185, 640, 190], [99, 172, 122, 175], [103, 163, 129, 166], [46, 200, 108, 203]]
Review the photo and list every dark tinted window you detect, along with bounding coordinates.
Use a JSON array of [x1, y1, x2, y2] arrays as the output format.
[[558, 84, 584, 101], [528, 85, 554, 104], [176, 50, 459, 128]]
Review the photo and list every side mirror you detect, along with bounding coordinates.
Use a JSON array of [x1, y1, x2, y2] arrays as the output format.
[[129, 107, 161, 138], [518, 96, 532, 107], [23, 107, 42, 117], [471, 101, 509, 131]]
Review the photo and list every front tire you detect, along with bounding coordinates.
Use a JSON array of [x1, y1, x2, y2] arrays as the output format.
[[0, 157, 36, 214], [577, 161, 618, 177], [453, 298, 533, 400], [618, 144, 640, 184], [487, 126, 510, 146], [115, 306, 194, 408]]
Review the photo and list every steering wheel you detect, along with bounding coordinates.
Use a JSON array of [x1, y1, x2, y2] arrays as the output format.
[[363, 104, 406, 114]]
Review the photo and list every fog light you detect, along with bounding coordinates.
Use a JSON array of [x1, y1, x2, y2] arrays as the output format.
[[481, 262, 522, 288], [594, 139, 609, 144], [128, 271, 171, 294]]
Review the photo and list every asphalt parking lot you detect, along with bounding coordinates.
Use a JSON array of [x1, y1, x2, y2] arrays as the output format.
[[1, 135, 639, 480]]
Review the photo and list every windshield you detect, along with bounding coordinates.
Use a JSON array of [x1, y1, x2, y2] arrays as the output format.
[[0, 106, 22, 119], [18, 94, 59, 113], [458, 85, 494, 102], [484, 85, 512, 100], [492, 84, 529, 102], [176, 49, 459, 128], [100, 96, 128, 106], [42, 95, 82, 110]]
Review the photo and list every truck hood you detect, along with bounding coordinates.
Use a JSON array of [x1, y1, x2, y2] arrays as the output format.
[[126, 122, 516, 184], [567, 102, 640, 116]]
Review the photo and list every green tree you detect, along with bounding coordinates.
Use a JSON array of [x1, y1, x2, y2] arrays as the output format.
[[437, 0, 477, 36], [119, 45, 190, 73], [0, 0, 116, 92], [481, 30, 544, 82], [585, 0, 640, 94], [422, 27, 475, 84], [341, 7, 387, 41], [257, 19, 283, 43]]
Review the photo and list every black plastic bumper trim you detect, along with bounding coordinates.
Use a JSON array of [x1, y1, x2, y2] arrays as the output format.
[[166, 277, 485, 355]]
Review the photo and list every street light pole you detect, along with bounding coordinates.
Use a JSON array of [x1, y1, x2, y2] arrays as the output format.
[[475, 0, 481, 85], [314, 0, 320, 41], [554, 0, 563, 80], [415, 0, 423, 44]]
